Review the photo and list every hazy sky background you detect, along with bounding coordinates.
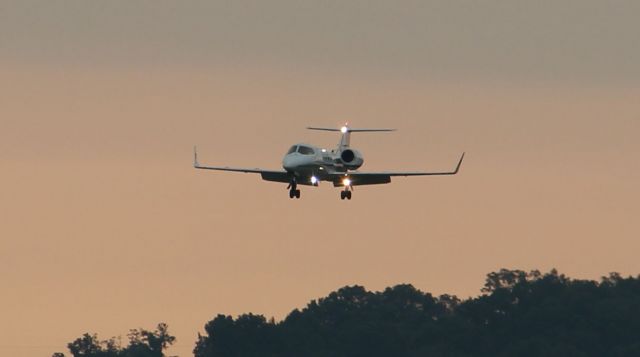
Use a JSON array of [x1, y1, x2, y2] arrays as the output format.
[[1, 1, 639, 356]]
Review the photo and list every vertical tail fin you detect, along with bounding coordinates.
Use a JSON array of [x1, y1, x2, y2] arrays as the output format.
[[338, 125, 351, 149]]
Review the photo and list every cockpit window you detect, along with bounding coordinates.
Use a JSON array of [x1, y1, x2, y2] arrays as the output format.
[[287, 145, 298, 154], [297, 146, 315, 155]]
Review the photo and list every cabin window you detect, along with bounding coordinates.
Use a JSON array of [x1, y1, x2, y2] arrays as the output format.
[[287, 145, 298, 154], [297, 146, 315, 155]]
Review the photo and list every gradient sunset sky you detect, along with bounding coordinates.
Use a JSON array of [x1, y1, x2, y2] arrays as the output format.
[[1, 1, 639, 356]]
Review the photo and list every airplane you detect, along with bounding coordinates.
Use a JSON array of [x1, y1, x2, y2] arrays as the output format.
[[194, 125, 464, 200]]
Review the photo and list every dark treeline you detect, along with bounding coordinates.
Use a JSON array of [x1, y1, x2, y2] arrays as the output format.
[[55, 269, 640, 357], [53, 323, 176, 357]]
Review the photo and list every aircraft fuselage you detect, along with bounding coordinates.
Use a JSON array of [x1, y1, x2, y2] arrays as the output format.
[[281, 143, 362, 186]]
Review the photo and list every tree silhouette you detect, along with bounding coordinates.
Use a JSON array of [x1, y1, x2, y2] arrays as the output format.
[[193, 269, 640, 357], [66, 323, 175, 357], [62, 270, 640, 357]]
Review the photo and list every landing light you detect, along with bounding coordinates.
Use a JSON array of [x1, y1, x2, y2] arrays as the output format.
[[311, 176, 318, 184], [342, 178, 351, 186], [340, 126, 348, 133]]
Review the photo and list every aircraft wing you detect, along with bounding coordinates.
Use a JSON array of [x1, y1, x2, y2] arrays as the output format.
[[193, 147, 291, 183], [332, 153, 465, 186]]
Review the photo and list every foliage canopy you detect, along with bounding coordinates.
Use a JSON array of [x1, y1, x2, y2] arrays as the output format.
[[57, 269, 640, 357]]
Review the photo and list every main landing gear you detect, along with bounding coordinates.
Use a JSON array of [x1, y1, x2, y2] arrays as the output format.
[[287, 179, 301, 199], [340, 189, 352, 200]]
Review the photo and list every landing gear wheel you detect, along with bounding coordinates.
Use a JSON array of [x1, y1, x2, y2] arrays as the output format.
[[340, 191, 346, 200], [287, 178, 299, 199], [346, 191, 352, 200]]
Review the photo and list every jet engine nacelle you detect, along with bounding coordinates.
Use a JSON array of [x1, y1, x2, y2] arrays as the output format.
[[340, 149, 364, 169]]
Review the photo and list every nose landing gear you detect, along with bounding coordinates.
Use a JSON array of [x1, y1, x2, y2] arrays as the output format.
[[289, 189, 301, 199], [287, 178, 301, 199], [340, 189, 352, 200]]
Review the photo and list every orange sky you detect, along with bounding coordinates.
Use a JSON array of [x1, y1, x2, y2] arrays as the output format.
[[1, 2, 639, 356]]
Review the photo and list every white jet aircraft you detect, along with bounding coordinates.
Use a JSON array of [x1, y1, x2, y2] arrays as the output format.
[[194, 125, 464, 200]]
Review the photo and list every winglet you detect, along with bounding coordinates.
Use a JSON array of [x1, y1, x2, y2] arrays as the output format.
[[453, 152, 465, 174], [193, 146, 199, 167]]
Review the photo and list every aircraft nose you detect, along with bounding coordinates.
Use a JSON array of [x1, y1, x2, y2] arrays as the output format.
[[282, 155, 295, 170]]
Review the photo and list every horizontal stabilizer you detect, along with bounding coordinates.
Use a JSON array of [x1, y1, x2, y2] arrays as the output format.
[[306, 127, 342, 132], [307, 127, 395, 132]]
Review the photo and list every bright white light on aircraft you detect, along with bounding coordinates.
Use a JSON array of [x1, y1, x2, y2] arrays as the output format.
[[341, 126, 348, 133], [342, 178, 351, 186], [311, 176, 318, 184]]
